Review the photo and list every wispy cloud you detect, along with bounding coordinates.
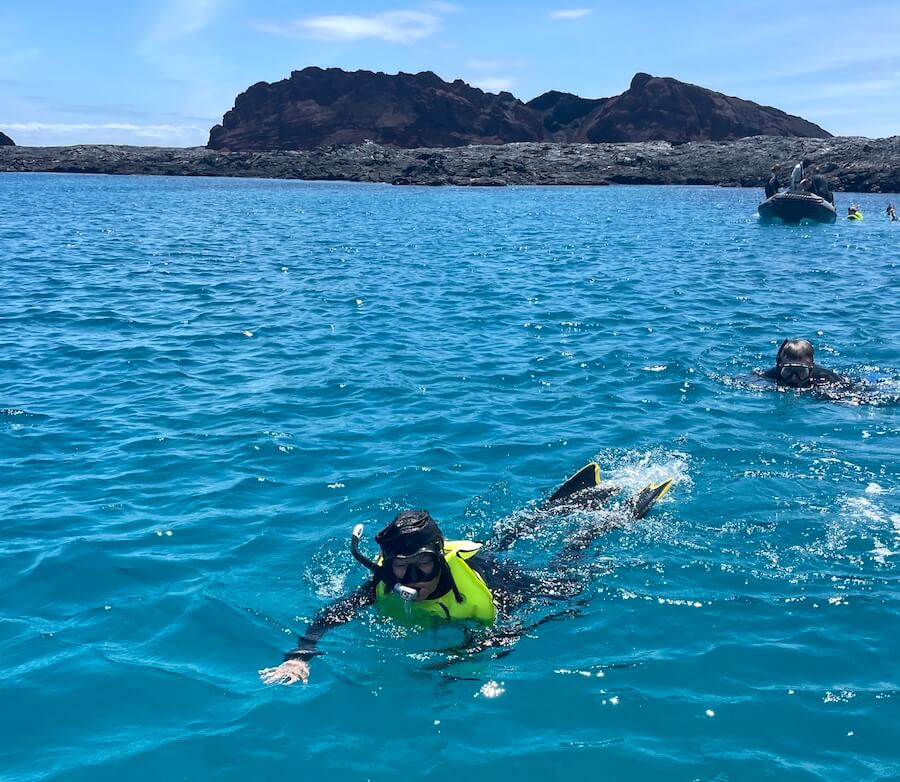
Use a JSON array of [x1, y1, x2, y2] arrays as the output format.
[[471, 76, 515, 93], [135, 0, 232, 122], [817, 76, 900, 98], [550, 8, 594, 19], [255, 9, 443, 44], [2, 122, 207, 145], [140, 0, 227, 50], [4, 122, 203, 133]]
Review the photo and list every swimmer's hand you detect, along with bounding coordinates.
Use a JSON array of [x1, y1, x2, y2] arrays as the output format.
[[259, 659, 309, 685]]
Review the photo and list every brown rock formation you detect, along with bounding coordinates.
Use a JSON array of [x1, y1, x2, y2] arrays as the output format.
[[525, 90, 606, 136], [575, 73, 831, 143], [208, 68, 831, 151], [208, 67, 545, 151]]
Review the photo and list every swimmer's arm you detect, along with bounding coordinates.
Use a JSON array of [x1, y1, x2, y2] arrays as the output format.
[[285, 581, 377, 660], [259, 581, 376, 685]]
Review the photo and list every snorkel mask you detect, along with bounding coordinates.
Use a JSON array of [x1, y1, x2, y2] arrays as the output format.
[[778, 363, 812, 383], [775, 339, 813, 386], [350, 511, 446, 601]]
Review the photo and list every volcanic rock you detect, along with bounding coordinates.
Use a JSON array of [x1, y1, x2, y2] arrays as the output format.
[[0, 131, 14, 146], [5, 136, 899, 193], [208, 68, 831, 151], [576, 73, 830, 143], [208, 67, 545, 151], [525, 90, 606, 136]]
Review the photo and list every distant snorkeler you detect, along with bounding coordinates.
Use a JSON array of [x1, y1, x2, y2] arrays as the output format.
[[760, 339, 845, 389], [259, 463, 673, 685], [752, 339, 900, 405]]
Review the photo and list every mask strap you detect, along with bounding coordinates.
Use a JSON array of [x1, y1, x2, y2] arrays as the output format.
[[776, 339, 789, 364]]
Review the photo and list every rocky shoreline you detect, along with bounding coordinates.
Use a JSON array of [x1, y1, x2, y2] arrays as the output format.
[[2, 135, 900, 192]]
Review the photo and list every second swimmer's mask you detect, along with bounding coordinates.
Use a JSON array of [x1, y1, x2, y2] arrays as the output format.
[[778, 363, 812, 383], [375, 510, 444, 585], [776, 340, 813, 385]]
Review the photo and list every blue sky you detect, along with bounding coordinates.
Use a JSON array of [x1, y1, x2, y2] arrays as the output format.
[[3, 0, 900, 146]]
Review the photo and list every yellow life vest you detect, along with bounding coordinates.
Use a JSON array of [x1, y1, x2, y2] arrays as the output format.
[[848, 211, 863, 220], [374, 541, 497, 627]]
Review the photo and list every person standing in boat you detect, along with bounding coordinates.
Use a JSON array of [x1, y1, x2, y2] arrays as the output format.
[[764, 164, 781, 199], [788, 159, 807, 191]]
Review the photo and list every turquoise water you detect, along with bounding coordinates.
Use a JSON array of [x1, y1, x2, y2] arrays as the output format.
[[2, 173, 899, 781]]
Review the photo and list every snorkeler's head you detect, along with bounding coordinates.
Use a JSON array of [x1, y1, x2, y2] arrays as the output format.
[[775, 339, 815, 387], [375, 510, 444, 558], [375, 511, 446, 593]]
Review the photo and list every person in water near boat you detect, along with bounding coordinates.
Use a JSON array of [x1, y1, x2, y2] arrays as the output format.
[[847, 205, 863, 220], [760, 339, 844, 389], [259, 465, 673, 685], [764, 164, 781, 199], [887, 203, 897, 221]]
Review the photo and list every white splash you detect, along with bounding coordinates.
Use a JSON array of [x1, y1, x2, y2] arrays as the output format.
[[476, 680, 505, 698]]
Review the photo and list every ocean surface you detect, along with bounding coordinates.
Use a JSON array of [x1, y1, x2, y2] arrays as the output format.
[[1, 173, 899, 782]]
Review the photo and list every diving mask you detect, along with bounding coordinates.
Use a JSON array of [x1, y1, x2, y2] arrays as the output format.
[[778, 363, 812, 382], [388, 550, 440, 584]]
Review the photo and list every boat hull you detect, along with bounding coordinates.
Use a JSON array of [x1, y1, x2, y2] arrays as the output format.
[[758, 192, 837, 224]]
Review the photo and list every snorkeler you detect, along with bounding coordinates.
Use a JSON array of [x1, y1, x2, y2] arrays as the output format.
[[760, 339, 844, 389], [259, 464, 673, 685]]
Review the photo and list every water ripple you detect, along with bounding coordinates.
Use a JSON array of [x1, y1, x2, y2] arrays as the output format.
[[1, 175, 898, 781]]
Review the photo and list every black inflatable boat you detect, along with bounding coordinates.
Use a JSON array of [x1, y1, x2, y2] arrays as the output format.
[[757, 191, 837, 224]]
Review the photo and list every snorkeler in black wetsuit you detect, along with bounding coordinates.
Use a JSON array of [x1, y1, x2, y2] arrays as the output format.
[[259, 464, 673, 685], [761, 339, 844, 389]]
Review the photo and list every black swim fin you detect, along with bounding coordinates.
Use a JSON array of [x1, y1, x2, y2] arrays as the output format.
[[628, 478, 674, 520], [544, 462, 621, 513], [549, 462, 600, 503]]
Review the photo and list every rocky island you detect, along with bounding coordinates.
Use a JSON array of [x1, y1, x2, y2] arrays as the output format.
[[207, 69, 829, 150], [2, 69, 899, 191]]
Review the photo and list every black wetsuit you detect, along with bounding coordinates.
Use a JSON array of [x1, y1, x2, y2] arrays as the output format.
[[283, 503, 637, 664], [278, 474, 673, 665], [283, 552, 567, 662], [284, 549, 582, 660], [764, 173, 780, 199]]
